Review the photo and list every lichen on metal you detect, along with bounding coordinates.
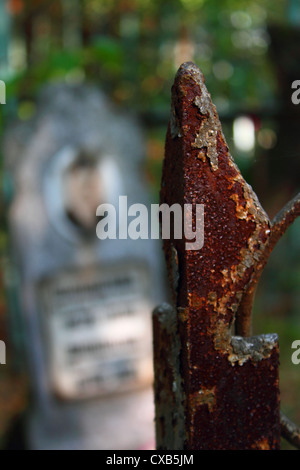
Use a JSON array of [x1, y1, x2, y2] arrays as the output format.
[[229, 334, 278, 366]]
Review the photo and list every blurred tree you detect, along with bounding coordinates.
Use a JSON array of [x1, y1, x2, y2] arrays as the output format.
[[3, 0, 286, 110]]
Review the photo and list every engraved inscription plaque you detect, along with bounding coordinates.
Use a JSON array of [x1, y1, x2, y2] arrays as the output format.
[[39, 263, 153, 399]]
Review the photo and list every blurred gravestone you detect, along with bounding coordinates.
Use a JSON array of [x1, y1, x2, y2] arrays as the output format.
[[3, 83, 165, 449]]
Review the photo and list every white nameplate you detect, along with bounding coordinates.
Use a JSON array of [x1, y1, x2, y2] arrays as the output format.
[[39, 262, 153, 400]]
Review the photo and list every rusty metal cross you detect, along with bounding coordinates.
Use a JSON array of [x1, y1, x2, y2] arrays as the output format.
[[153, 62, 300, 450]]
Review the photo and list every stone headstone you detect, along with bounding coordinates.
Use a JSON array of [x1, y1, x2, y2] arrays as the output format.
[[3, 83, 166, 449]]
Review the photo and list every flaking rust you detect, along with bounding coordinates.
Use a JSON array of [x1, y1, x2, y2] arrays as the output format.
[[153, 62, 280, 450]]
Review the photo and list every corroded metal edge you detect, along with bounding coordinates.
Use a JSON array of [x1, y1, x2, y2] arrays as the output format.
[[152, 303, 186, 450]]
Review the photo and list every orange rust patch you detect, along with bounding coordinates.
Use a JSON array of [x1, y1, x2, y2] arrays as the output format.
[[251, 438, 270, 450], [190, 387, 216, 412]]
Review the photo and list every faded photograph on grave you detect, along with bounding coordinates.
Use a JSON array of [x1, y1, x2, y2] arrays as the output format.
[[0, 0, 299, 451]]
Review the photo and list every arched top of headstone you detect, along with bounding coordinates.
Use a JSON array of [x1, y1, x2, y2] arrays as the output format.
[[3, 82, 145, 178]]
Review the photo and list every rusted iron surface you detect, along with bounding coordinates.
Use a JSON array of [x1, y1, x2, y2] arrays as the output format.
[[153, 62, 281, 450], [280, 411, 300, 449], [153, 304, 185, 449]]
